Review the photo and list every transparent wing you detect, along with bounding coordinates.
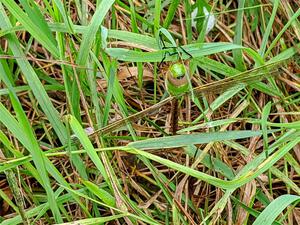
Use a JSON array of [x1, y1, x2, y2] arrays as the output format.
[[90, 57, 293, 137]]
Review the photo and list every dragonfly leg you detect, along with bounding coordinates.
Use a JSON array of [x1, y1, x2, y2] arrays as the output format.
[[158, 54, 166, 67], [158, 33, 181, 66], [159, 47, 183, 67], [178, 46, 193, 59]]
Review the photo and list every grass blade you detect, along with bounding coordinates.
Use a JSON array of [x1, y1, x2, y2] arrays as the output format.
[[253, 195, 300, 225]]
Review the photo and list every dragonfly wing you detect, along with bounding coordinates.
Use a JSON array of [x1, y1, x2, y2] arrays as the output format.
[[93, 96, 174, 135], [89, 56, 294, 137], [192, 69, 282, 96], [191, 58, 290, 96]]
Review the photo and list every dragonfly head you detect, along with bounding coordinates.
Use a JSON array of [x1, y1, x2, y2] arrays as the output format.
[[166, 63, 189, 97], [169, 63, 186, 78]]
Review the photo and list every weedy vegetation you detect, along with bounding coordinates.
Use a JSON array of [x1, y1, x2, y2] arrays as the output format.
[[0, 1, 299, 224]]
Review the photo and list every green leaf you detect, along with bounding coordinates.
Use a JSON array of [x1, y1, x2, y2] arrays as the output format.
[[76, 0, 115, 65], [82, 180, 116, 207], [262, 102, 272, 156], [0, 6, 68, 143], [52, 0, 74, 33], [163, 0, 180, 28], [128, 130, 270, 150], [253, 195, 300, 225], [0, 0, 59, 57], [233, 0, 246, 71], [66, 115, 109, 183], [106, 42, 246, 62]]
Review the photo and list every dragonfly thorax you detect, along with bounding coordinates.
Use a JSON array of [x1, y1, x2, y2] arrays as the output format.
[[166, 63, 189, 97]]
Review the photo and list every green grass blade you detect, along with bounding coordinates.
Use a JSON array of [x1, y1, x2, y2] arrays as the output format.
[[253, 195, 300, 225], [258, 0, 279, 56], [105, 42, 247, 62], [76, 0, 115, 65], [262, 102, 272, 156], [0, 6, 68, 143], [163, 0, 180, 28], [0, 90, 62, 223], [183, 0, 192, 43], [154, 0, 161, 34], [66, 115, 109, 183], [52, 0, 74, 33], [233, 0, 246, 71], [82, 180, 116, 207], [265, 7, 300, 57], [0, 1, 59, 57], [128, 130, 272, 150]]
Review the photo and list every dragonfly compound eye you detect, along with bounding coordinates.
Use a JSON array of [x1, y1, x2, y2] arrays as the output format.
[[166, 63, 189, 97]]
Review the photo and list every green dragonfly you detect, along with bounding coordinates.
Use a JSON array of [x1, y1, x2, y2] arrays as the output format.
[[96, 29, 297, 138], [157, 30, 192, 134], [88, 55, 294, 139]]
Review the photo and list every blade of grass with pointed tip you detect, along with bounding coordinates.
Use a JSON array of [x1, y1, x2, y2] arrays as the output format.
[[265, 7, 300, 57], [0, 48, 90, 219], [258, 0, 279, 56], [124, 130, 300, 190], [105, 42, 249, 62], [108, 29, 159, 49], [233, 0, 246, 71], [128, 130, 271, 150], [76, 0, 115, 65], [0, 86, 62, 223], [203, 130, 300, 222], [82, 180, 116, 207], [163, 0, 180, 28], [0, 56, 63, 222], [66, 115, 109, 183]]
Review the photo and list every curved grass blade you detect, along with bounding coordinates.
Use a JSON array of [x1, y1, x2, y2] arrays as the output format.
[[123, 132, 299, 190], [253, 194, 300, 225]]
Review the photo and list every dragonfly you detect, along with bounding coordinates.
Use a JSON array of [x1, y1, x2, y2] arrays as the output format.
[[86, 55, 294, 139], [157, 31, 192, 134]]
